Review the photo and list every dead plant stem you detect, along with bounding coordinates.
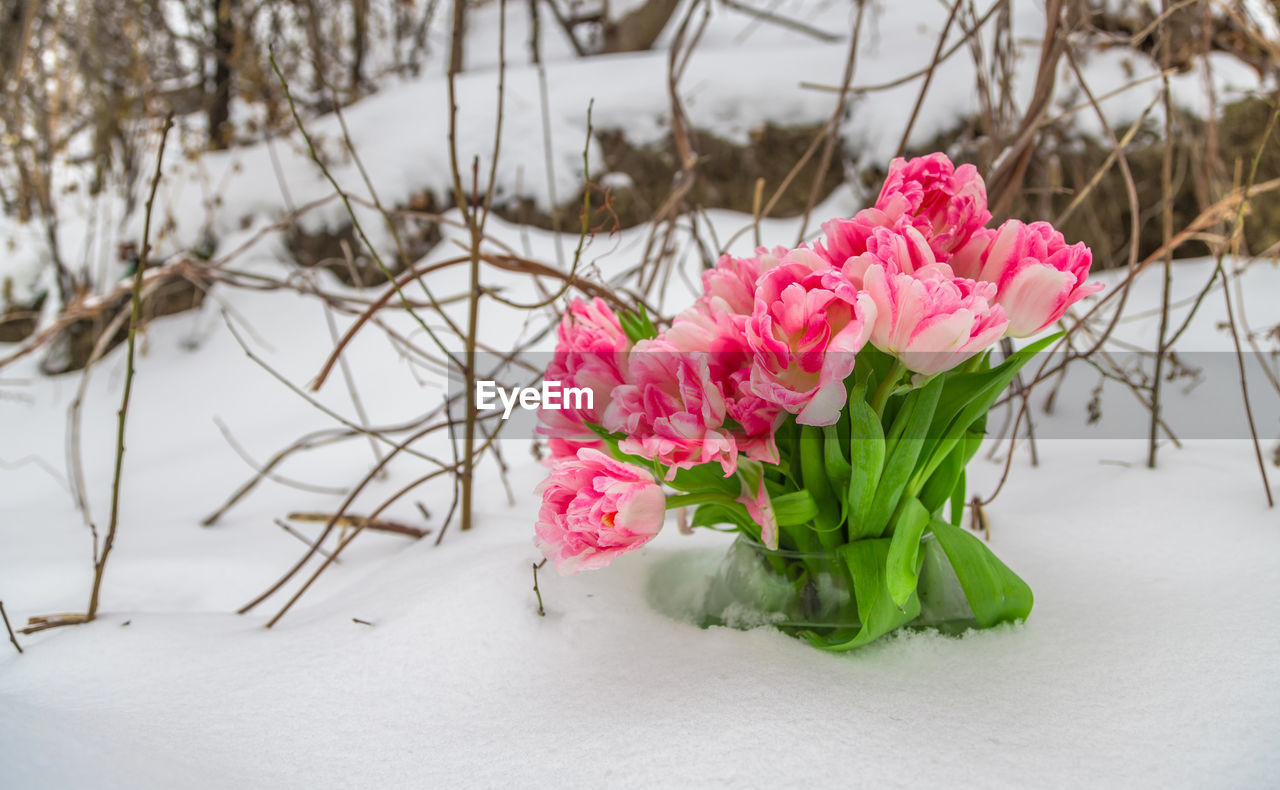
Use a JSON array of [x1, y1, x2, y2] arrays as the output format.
[[87, 114, 173, 620], [894, 0, 962, 160], [796, 0, 866, 244], [1149, 14, 1176, 470], [1, 601, 21, 654]]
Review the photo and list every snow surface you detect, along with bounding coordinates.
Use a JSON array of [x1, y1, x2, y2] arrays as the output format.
[[2, 201, 1279, 786], [2, 0, 1270, 312]]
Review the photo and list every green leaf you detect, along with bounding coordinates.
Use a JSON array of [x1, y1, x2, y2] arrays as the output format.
[[845, 387, 886, 540], [582, 420, 624, 444], [835, 387, 853, 454], [799, 425, 841, 534], [960, 415, 987, 467], [581, 422, 656, 468], [821, 424, 852, 499], [617, 305, 658, 344], [802, 538, 921, 651], [769, 417, 802, 488], [941, 425, 984, 527], [909, 335, 1059, 498], [822, 424, 853, 548], [852, 345, 894, 392], [930, 520, 1034, 627], [925, 334, 1060, 473], [667, 463, 739, 496], [865, 375, 943, 538], [771, 490, 819, 527], [690, 503, 755, 532], [948, 468, 966, 527], [885, 496, 931, 608], [917, 439, 965, 514]]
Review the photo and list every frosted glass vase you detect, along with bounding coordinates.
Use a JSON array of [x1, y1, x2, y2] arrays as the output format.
[[649, 534, 978, 643]]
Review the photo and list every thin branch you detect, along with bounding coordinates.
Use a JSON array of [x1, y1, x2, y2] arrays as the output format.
[[894, 0, 963, 159], [1054, 91, 1161, 227], [321, 301, 384, 471], [1149, 12, 1176, 470], [66, 304, 133, 537], [212, 417, 350, 496], [435, 393, 464, 547], [285, 512, 431, 539], [275, 518, 337, 561], [202, 415, 439, 526], [638, 0, 710, 296], [310, 254, 469, 392], [18, 613, 90, 636], [262, 425, 501, 629], [985, 0, 1067, 217], [237, 415, 459, 616], [324, 75, 460, 340], [1215, 99, 1280, 506], [532, 558, 547, 616], [268, 51, 461, 368], [797, 0, 1001, 96], [1, 601, 21, 654], [1217, 260, 1274, 506], [724, 0, 841, 43], [796, 0, 867, 244], [87, 114, 174, 621], [221, 312, 452, 470]]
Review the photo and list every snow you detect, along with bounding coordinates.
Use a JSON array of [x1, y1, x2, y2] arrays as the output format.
[[3, 1, 1280, 785], [3, 203, 1279, 786], [2, 444, 1279, 787], [4, 0, 1271, 312], [3, 456, 1278, 789], [1010, 258, 1280, 442]]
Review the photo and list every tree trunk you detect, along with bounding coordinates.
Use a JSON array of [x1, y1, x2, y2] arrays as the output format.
[[208, 0, 236, 150], [351, 0, 368, 97], [0, 0, 28, 83]]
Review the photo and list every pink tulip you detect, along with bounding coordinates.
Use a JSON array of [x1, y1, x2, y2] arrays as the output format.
[[665, 304, 782, 465], [830, 223, 953, 289], [737, 476, 779, 550], [861, 264, 1008, 376], [536, 298, 630, 463], [814, 207, 897, 271], [603, 337, 737, 479], [535, 448, 666, 574], [745, 256, 875, 426], [876, 152, 991, 258], [665, 300, 752, 377], [701, 246, 788, 316], [949, 219, 1103, 337], [725, 384, 783, 465]]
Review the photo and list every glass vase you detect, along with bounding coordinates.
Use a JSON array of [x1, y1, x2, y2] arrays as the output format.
[[648, 534, 978, 643]]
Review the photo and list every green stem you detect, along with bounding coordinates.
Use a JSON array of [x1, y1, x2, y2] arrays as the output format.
[[783, 522, 822, 553], [815, 525, 843, 552], [870, 360, 907, 418]]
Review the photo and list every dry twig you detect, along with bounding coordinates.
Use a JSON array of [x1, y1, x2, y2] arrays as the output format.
[[88, 115, 174, 621], [532, 559, 548, 616], [1, 601, 22, 654]]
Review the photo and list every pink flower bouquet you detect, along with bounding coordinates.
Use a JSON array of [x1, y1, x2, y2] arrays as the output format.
[[534, 154, 1101, 650]]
